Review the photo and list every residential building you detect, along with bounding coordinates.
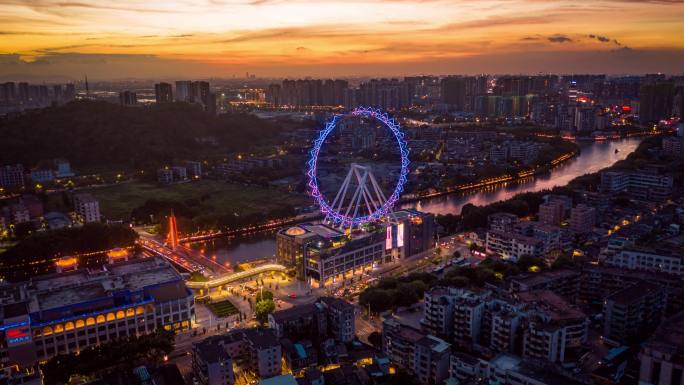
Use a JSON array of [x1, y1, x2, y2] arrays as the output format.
[[421, 286, 459, 340], [482, 299, 526, 354], [268, 302, 327, 342], [53, 159, 74, 178], [449, 352, 487, 383], [517, 222, 562, 255], [192, 337, 234, 385], [0, 164, 25, 188], [269, 297, 355, 343], [489, 145, 509, 163], [157, 168, 174, 184], [605, 247, 684, 276], [488, 213, 519, 233], [382, 317, 450, 385], [663, 136, 684, 158], [601, 169, 673, 202], [486, 353, 584, 385], [119, 91, 137, 106], [414, 335, 451, 385], [639, 311, 684, 385], [29, 167, 53, 184], [242, 328, 282, 379], [9, 204, 30, 224], [508, 141, 539, 164], [569, 204, 596, 233], [510, 269, 581, 300], [185, 161, 202, 178], [453, 292, 487, 347], [317, 297, 355, 343], [175, 81, 192, 102], [519, 290, 588, 364], [486, 230, 543, 261], [171, 166, 187, 181], [538, 201, 564, 226], [72, 192, 101, 223], [193, 328, 281, 381], [155, 83, 173, 103], [0, 257, 194, 368], [603, 281, 666, 344]]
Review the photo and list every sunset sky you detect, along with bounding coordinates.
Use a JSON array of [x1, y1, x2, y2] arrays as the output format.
[[1, 0, 684, 79]]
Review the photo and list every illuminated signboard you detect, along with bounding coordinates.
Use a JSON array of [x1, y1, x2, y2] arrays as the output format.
[[6, 326, 31, 345], [385, 225, 392, 250], [397, 223, 404, 248]]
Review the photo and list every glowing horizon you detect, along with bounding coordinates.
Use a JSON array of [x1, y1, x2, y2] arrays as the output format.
[[1, 0, 684, 79]]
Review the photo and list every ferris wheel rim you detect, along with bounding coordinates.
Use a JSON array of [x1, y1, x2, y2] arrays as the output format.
[[306, 106, 410, 227]]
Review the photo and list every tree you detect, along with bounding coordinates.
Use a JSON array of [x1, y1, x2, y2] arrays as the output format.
[[189, 271, 209, 282], [359, 289, 393, 313], [552, 254, 575, 269], [516, 255, 546, 272], [255, 299, 276, 325], [367, 331, 382, 348], [256, 290, 274, 303]]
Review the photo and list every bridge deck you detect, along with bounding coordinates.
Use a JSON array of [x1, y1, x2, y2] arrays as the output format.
[[185, 264, 287, 289]]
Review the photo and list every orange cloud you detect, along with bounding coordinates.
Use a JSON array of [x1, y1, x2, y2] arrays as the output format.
[[0, 0, 683, 78]]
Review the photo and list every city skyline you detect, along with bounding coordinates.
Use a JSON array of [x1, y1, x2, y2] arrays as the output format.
[[2, 0, 684, 80]]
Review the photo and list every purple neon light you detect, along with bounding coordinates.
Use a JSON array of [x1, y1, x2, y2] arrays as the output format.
[[307, 107, 410, 227]]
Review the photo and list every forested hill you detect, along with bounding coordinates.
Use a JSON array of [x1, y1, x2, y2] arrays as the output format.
[[0, 101, 282, 168]]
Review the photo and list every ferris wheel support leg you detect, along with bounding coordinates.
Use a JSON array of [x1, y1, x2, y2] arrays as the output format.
[[331, 166, 354, 216], [350, 167, 370, 222], [343, 167, 367, 222]]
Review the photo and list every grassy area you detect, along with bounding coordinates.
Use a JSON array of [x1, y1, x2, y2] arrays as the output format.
[[206, 299, 240, 318], [58, 179, 309, 220]]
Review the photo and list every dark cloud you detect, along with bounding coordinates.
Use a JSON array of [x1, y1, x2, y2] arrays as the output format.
[[587, 33, 629, 49], [521, 36, 540, 41], [548, 34, 572, 43]]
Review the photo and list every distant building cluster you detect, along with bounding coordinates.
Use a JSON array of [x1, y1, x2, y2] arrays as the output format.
[[151, 80, 216, 114], [157, 161, 202, 184], [0, 159, 73, 189], [0, 81, 76, 114], [215, 156, 283, 177], [0, 158, 101, 235], [265, 74, 684, 134]]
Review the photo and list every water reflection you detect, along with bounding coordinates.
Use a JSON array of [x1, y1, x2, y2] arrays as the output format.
[[403, 137, 642, 216], [188, 231, 277, 266]]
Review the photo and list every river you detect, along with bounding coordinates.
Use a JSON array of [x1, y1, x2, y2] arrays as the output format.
[[191, 137, 644, 266]]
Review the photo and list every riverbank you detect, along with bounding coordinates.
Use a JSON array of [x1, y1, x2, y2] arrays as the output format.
[[437, 135, 667, 233], [407, 136, 643, 216], [401, 150, 579, 204]]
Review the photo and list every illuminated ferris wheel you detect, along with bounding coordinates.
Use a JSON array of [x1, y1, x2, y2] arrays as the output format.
[[306, 107, 410, 229]]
